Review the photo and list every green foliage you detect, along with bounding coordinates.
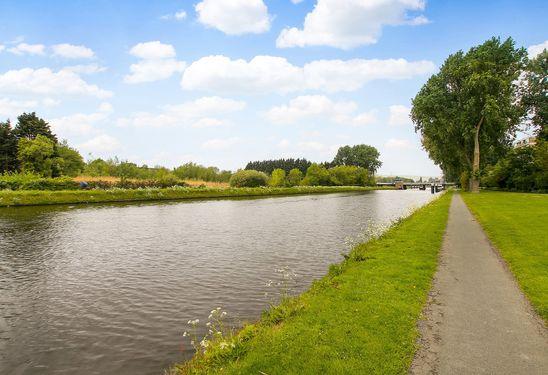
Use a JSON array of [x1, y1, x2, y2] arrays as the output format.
[[57, 141, 85, 176], [302, 163, 331, 186], [173, 162, 232, 182], [376, 176, 414, 183], [229, 170, 269, 187], [412, 37, 528, 181], [245, 158, 312, 175], [269, 168, 286, 187], [0, 173, 79, 191], [286, 168, 303, 187], [13, 112, 57, 143], [332, 144, 382, 174], [328, 165, 373, 186], [17, 135, 57, 177], [481, 142, 547, 191], [521, 50, 547, 141], [0, 120, 18, 173], [460, 171, 470, 191], [462, 192, 548, 321]]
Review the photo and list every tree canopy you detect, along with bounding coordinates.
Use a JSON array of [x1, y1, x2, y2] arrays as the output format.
[[332, 145, 382, 174], [412, 37, 528, 191]]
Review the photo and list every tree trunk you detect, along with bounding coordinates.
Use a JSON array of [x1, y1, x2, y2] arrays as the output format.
[[470, 116, 484, 193]]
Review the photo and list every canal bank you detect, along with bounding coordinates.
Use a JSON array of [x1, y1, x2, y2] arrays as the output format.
[[0, 185, 391, 207], [170, 192, 451, 374]]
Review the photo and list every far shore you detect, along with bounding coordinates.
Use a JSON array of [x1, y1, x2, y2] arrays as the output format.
[[0, 186, 395, 208]]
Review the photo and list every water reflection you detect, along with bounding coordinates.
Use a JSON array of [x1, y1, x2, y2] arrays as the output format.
[[0, 190, 435, 374]]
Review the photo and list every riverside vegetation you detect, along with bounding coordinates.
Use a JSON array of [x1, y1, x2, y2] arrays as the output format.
[[169, 192, 451, 374]]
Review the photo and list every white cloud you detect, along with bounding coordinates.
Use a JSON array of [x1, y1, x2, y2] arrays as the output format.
[[117, 96, 246, 128], [291, 0, 305, 4], [125, 41, 185, 83], [0, 45, 5, 53], [385, 138, 411, 149], [202, 137, 241, 150], [278, 139, 290, 148], [78, 134, 121, 153], [62, 64, 107, 75], [7, 43, 46, 55], [160, 10, 187, 21], [0, 97, 58, 120], [50, 103, 112, 137], [125, 59, 186, 83], [52, 43, 95, 59], [388, 104, 411, 126], [196, 0, 271, 35], [181, 55, 436, 94], [0, 68, 112, 98], [528, 40, 548, 58], [129, 41, 176, 59], [266, 95, 376, 126], [277, 0, 428, 49]]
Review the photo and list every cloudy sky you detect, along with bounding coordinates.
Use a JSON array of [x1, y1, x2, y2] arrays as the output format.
[[0, 0, 546, 176]]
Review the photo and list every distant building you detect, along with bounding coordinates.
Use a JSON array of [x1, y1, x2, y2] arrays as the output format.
[[515, 137, 537, 148]]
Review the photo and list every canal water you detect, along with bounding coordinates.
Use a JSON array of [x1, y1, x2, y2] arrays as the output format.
[[0, 190, 435, 374]]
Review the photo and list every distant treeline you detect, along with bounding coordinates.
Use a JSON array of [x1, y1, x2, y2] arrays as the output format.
[[245, 158, 312, 175]]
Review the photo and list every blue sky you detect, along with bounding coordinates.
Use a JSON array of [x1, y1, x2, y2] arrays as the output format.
[[0, 0, 546, 176]]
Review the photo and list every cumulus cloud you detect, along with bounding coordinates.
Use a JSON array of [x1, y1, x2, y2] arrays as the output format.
[[277, 0, 429, 49], [117, 96, 246, 128], [7, 43, 46, 55], [202, 137, 241, 150], [196, 0, 271, 35], [50, 102, 113, 137], [0, 68, 112, 98], [385, 138, 412, 149], [388, 104, 411, 126], [52, 43, 95, 59], [78, 134, 121, 153], [266, 95, 376, 126], [181, 55, 435, 94], [0, 97, 59, 120], [125, 41, 185, 83], [528, 40, 548, 58], [0, 45, 5, 53]]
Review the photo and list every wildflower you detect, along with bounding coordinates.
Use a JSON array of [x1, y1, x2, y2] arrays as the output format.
[[220, 341, 228, 349], [221, 311, 227, 316], [182, 331, 188, 337], [206, 322, 211, 326]]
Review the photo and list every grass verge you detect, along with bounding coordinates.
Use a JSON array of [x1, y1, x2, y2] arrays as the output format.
[[0, 186, 385, 207], [170, 192, 452, 375], [462, 191, 548, 322]]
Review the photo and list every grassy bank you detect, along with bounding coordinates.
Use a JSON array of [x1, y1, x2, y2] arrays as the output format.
[[0, 186, 384, 207], [462, 191, 548, 321], [171, 192, 452, 375]]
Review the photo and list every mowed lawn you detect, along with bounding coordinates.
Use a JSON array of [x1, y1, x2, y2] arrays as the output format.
[[173, 192, 452, 375], [462, 191, 548, 321]]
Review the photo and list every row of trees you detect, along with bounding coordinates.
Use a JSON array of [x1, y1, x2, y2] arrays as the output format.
[[412, 37, 547, 192], [246, 144, 382, 176], [1, 113, 84, 177]]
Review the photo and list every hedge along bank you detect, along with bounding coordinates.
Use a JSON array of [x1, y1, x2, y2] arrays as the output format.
[[170, 192, 452, 375], [0, 186, 388, 207]]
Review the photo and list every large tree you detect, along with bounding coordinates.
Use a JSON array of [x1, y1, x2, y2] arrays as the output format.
[[521, 50, 547, 141], [332, 144, 382, 174], [13, 112, 58, 142], [411, 37, 527, 192]]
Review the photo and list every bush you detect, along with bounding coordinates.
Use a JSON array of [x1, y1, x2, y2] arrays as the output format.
[[229, 170, 269, 187], [286, 168, 303, 187], [269, 169, 286, 187], [302, 164, 331, 186], [0, 173, 79, 190], [328, 165, 372, 186]]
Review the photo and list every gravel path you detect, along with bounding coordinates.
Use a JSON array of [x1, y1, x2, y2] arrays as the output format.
[[410, 194, 547, 375]]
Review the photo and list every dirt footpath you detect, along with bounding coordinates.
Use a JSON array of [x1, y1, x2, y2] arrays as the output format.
[[410, 194, 547, 375]]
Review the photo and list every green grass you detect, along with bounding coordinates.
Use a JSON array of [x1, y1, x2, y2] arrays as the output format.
[[0, 186, 386, 207], [462, 191, 548, 321], [171, 192, 452, 375]]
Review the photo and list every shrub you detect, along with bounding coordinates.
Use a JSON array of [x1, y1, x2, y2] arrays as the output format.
[[0, 173, 79, 190], [286, 168, 303, 187], [302, 164, 331, 186], [328, 165, 371, 186], [229, 170, 268, 187], [269, 169, 286, 187]]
